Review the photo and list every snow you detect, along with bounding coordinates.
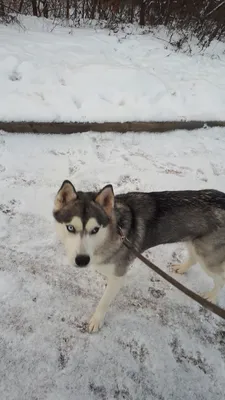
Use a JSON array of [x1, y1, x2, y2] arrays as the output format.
[[0, 16, 225, 123], [0, 127, 225, 400]]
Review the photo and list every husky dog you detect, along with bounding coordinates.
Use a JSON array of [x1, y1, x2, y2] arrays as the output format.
[[53, 180, 225, 332]]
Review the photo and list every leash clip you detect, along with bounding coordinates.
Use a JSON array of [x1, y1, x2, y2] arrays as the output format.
[[118, 226, 125, 242]]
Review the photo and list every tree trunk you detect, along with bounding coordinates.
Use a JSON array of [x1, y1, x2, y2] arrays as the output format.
[[91, 0, 98, 19], [82, 0, 85, 18], [18, 0, 24, 13], [42, 1, 48, 18], [66, 0, 70, 19], [73, 0, 77, 18], [139, 0, 145, 26], [31, 0, 37, 16], [130, 0, 134, 23], [0, 0, 5, 17]]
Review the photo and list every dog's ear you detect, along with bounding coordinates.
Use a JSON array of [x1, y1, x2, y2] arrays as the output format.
[[95, 185, 114, 216], [54, 180, 77, 211]]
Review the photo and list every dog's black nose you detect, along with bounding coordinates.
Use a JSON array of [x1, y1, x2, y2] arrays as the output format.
[[75, 255, 90, 267]]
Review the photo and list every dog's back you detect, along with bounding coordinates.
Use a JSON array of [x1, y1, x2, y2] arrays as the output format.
[[116, 188, 225, 304], [115, 189, 225, 251]]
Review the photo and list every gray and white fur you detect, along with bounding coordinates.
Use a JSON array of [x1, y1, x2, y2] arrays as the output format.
[[53, 180, 225, 332]]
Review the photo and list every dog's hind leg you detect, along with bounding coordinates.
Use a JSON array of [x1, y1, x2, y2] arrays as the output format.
[[89, 275, 124, 333], [201, 275, 225, 303], [172, 243, 196, 274]]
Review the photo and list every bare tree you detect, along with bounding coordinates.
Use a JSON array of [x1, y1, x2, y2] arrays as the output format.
[[139, 0, 145, 26], [42, 0, 48, 18], [0, 0, 5, 17], [0, 0, 224, 50], [18, 0, 24, 12], [66, 0, 70, 19], [31, 0, 37, 16], [90, 0, 98, 19]]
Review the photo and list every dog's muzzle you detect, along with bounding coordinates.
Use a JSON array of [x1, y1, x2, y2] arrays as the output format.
[[75, 254, 90, 267]]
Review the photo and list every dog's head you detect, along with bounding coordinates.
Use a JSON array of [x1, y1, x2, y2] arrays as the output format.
[[53, 180, 114, 267]]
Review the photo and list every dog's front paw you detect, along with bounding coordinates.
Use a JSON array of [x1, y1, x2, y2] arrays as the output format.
[[88, 312, 104, 333], [172, 263, 188, 274]]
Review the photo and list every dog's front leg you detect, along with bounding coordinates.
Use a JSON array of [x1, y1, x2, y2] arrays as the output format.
[[89, 275, 124, 333]]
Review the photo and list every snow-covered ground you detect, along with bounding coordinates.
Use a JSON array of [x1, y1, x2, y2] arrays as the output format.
[[0, 16, 225, 123], [0, 127, 225, 400]]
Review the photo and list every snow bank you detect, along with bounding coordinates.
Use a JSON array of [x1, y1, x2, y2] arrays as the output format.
[[0, 16, 225, 122]]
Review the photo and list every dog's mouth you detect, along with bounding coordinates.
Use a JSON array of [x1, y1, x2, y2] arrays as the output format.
[[75, 255, 90, 268]]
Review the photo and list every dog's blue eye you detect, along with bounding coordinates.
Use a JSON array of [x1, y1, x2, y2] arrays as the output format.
[[67, 225, 76, 233], [91, 227, 99, 235]]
